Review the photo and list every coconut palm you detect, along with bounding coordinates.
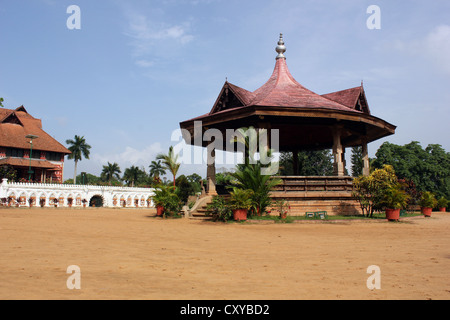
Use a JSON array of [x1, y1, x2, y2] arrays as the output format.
[[149, 160, 166, 180], [156, 146, 181, 186], [123, 166, 146, 187], [66, 135, 91, 184], [101, 162, 121, 185]]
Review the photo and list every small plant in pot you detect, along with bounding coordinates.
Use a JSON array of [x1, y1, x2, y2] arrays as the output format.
[[205, 195, 233, 222], [274, 199, 290, 219], [229, 187, 253, 221], [419, 191, 437, 217], [151, 185, 180, 218], [382, 184, 410, 221], [67, 198, 73, 207], [437, 197, 448, 212]]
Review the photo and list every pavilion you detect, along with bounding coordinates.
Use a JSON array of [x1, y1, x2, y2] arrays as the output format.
[[180, 34, 396, 214]]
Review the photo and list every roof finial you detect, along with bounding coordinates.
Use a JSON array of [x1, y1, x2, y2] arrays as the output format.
[[275, 33, 286, 59]]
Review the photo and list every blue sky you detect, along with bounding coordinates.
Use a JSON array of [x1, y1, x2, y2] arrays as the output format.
[[1, 0, 449, 181]]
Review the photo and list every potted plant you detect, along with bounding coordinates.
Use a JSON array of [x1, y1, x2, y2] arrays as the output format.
[[205, 195, 233, 222], [151, 185, 180, 217], [228, 187, 253, 221], [53, 198, 58, 207], [437, 197, 448, 212], [81, 199, 87, 208], [382, 184, 410, 221], [419, 191, 437, 217], [40, 198, 46, 207], [274, 199, 290, 219], [67, 197, 73, 208], [28, 197, 35, 208]]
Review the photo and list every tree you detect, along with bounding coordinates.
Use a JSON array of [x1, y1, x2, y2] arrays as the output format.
[[66, 135, 91, 184], [101, 162, 121, 185], [279, 150, 334, 176], [0, 97, 4, 107], [156, 146, 181, 186], [123, 166, 147, 187], [149, 160, 166, 184], [352, 165, 398, 217], [351, 146, 363, 177], [231, 161, 282, 216], [372, 141, 450, 199]]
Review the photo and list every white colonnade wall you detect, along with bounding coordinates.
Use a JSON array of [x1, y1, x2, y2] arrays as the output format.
[[0, 178, 155, 208]]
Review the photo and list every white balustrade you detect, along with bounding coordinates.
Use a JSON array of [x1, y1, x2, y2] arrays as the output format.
[[0, 178, 154, 208]]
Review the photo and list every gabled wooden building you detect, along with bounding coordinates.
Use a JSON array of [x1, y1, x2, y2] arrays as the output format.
[[0, 106, 71, 183]]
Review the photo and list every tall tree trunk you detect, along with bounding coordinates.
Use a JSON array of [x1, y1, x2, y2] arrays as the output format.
[[73, 160, 78, 184]]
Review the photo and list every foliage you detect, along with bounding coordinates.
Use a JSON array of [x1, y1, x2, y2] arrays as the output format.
[[205, 195, 233, 222], [381, 183, 410, 210], [151, 185, 181, 217], [351, 146, 363, 177], [230, 161, 282, 215], [372, 141, 450, 200], [437, 197, 448, 208], [419, 191, 437, 208], [66, 135, 91, 184], [156, 146, 181, 186], [175, 175, 196, 204], [0, 97, 4, 107], [149, 160, 166, 180], [279, 150, 334, 176], [101, 162, 121, 185], [122, 166, 147, 187], [228, 187, 253, 210], [352, 165, 398, 217], [0, 165, 17, 182], [273, 199, 290, 217]]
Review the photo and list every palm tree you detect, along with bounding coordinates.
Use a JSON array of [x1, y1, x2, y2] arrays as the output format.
[[66, 135, 91, 184], [101, 162, 121, 185], [156, 146, 181, 186], [149, 160, 166, 180], [123, 165, 145, 187]]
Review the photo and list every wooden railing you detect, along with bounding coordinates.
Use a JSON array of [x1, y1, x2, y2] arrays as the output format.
[[271, 176, 354, 193]]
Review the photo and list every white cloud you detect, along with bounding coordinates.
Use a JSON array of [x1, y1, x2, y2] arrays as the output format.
[[123, 11, 194, 62], [91, 142, 164, 173], [424, 25, 450, 74], [394, 25, 450, 75]]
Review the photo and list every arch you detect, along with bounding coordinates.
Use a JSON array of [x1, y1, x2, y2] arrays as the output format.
[[89, 195, 104, 207]]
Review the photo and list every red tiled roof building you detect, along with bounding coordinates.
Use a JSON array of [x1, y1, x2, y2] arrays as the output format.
[[0, 106, 71, 183]]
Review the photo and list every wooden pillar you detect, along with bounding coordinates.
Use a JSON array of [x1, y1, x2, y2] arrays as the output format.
[[206, 143, 217, 195], [362, 140, 370, 176], [332, 126, 345, 176]]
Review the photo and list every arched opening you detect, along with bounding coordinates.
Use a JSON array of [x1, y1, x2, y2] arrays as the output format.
[[89, 195, 103, 207]]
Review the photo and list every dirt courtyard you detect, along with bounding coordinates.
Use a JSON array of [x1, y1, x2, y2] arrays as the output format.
[[0, 207, 449, 300]]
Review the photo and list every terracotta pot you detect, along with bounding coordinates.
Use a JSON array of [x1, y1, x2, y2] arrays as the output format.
[[156, 206, 164, 217], [439, 207, 447, 212], [385, 208, 400, 221], [421, 207, 432, 217], [280, 213, 287, 219], [233, 209, 248, 221]]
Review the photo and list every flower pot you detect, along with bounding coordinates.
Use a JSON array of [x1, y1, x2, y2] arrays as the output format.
[[233, 209, 248, 221], [385, 208, 400, 221], [280, 212, 287, 219], [156, 206, 164, 217], [421, 207, 432, 217], [439, 207, 446, 212]]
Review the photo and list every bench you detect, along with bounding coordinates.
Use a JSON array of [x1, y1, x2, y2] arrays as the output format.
[[305, 211, 328, 220]]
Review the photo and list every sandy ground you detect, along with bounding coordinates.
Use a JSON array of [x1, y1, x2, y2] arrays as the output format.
[[0, 207, 449, 300]]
